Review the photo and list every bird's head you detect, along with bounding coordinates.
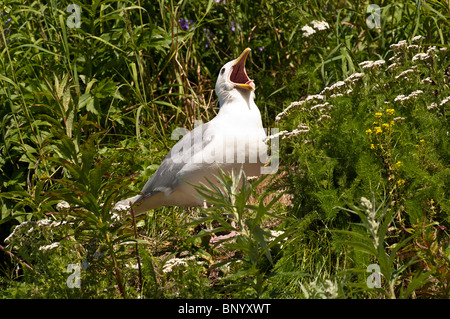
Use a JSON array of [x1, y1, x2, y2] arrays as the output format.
[[215, 48, 255, 106]]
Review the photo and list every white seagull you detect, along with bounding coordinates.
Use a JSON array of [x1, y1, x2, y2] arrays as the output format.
[[116, 48, 268, 216]]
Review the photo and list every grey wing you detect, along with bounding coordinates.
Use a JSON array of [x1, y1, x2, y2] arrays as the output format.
[[133, 122, 214, 204]]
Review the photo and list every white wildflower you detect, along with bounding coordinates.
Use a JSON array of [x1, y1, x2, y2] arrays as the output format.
[[411, 35, 423, 42], [56, 200, 70, 212], [395, 69, 415, 80], [305, 94, 325, 102], [386, 62, 401, 71], [407, 44, 420, 51], [269, 230, 285, 239], [275, 101, 305, 121], [112, 201, 130, 212], [310, 102, 330, 111], [302, 25, 316, 37], [39, 242, 60, 251], [393, 117, 405, 122], [311, 20, 330, 31], [394, 90, 423, 104], [282, 128, 310, 139], [427, 46, 437, 54], [317, 114, 331, 122], [344, 72, 365, 84], [37, 219, 52, 227], [388, 55, 399, 62], [427, 102, 438, 110], [440, 96, 450, 106], [320, 81, 346, 95], [412, 52, 430, 62], [264, 130, 288, 142], [394, 94, 406, 102], [297, 124, 309, 130], [439, 47, 447, 52], [390, 40, 407, 51], [421, 77, 433, 84], [4, 221, 36, 243], [359, 60, 384, 70], [162, 256, 201, 273], [359, 60, 374, 69], [410, 90, 423, 97]]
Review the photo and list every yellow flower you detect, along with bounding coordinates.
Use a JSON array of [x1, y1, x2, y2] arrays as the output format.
[[382, 123, 390, 130], [366, 129, 373, 135], [374, 126, 382, 134], [375, 112, 383, 119], [420, 139, 425, 144], [370, 144, 375, 150], [397, 179, 405, 186], [386, 109, 395, 116], [396, 161, 403, 167]]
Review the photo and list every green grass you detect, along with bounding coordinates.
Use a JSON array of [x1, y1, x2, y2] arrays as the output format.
[[0, 0, 449, 299]]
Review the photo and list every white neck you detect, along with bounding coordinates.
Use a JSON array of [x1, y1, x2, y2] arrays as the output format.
[[216, 89, 262, 127]]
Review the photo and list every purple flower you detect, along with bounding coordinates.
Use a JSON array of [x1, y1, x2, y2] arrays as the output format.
[[203, 28, 216, 48], [178, 19, 195, 31], [214, 0, 226, 3], [1, 11, 11, 24], [230, 21, 241, 32]]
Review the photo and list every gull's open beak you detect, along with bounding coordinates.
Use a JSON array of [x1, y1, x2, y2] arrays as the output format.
[[229, 48, 255, 90]]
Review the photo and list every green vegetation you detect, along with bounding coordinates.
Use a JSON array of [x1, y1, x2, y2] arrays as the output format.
[[0, 0, 449, 298]]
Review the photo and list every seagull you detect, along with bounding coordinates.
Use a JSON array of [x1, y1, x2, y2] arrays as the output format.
[[115, 48, 268, 216]]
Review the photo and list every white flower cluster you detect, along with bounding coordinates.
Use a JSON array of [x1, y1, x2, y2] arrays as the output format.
[[394, 90, 423, 104], [440, 96, 450, 106], [302, 20, 329, 37], [320, 81, 346, 95], [310, 102, 331, 111], [265, 125, 310, 141], [275, 94, 325, 121], [421, 77, 433, 84], [359, 59, 385, 70], [56, 200, 71, 211], [427, 102, 438, 110], [162, 255, 205, 273], [411, 35, 423, 42], [411, 52, 430, 62], [395, 68, 416, 80], [4, 219, 69, 243], [39, 242, 60, 251], [320, 72, 365, 97], [344, 72, 365, 84], [390, 40, 407, 51], [386, 62, 400, 72]]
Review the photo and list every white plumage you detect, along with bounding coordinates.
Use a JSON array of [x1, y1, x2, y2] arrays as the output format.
[[115, 48, 267, 215]]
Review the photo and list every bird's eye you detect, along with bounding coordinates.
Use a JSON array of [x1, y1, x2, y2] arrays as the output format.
[[220, 68, 225, 75]]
